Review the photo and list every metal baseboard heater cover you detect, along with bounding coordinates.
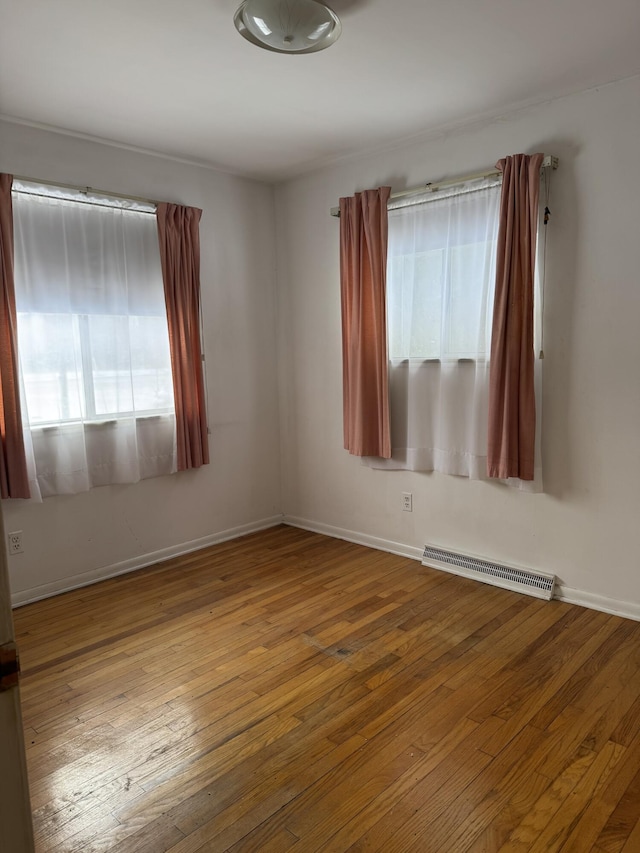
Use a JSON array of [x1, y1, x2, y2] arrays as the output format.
[[422, 545, 555, 601]]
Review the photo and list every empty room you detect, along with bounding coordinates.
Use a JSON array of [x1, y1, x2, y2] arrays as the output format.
[[1, 1, 639, 851]]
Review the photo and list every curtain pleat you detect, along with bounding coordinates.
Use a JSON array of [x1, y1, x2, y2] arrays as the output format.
[[339, 187, 392, 458], [156, 203, 209, 470], [488, 153, 544, 480], [0, 174, 30, 499]]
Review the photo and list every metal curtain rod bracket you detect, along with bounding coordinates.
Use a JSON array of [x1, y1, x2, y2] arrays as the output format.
[[330, 154, 559, 217]]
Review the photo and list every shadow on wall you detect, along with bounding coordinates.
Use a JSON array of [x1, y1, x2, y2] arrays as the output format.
[[535, 137, 581, 502]]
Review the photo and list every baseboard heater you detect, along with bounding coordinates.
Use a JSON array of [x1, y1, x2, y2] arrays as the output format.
[[421, 544, 556, 601]]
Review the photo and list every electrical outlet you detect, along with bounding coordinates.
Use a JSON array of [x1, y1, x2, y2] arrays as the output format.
[[402, 492, 413, 512], [8, 531, 23, 555]]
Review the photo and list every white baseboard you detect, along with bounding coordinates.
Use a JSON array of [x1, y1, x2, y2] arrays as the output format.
[[11, 515, 284, 607], [554, 585, 640, 622], [283, 515, 640, 623], [282, 515, 424, 562]]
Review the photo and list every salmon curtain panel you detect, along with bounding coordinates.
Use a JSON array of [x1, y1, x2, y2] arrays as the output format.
[[488, 153, 544, 480], [156, 203, 209, 471], [339, 187, 392, 458], [0, 174, 29, 498]]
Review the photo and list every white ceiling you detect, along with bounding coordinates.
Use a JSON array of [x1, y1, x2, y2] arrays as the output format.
[[1, 0, 639, 182]]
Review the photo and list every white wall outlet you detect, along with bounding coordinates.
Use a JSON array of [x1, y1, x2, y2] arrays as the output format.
[[8, 531, 23, 555], [402, 492, 413, 512]]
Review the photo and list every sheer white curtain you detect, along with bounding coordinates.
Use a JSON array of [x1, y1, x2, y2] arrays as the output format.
[[366, 178, 542, 490], [12, 184, 176, 500]]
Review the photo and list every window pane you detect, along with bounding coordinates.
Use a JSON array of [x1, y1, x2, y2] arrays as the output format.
[[88, 315, 135, 416], [129, 316, 175, 413], [387, 181, 501, 361], [447, 239, 496, 357], [410, 250, 444, 358], [17, 313, 85, 424], [87, 315, 174, 417], [388, 251, 444, 359]]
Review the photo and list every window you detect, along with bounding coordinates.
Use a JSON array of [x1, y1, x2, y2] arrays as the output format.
[[12, 183, 177, 499], [368, 175, 542, 489]]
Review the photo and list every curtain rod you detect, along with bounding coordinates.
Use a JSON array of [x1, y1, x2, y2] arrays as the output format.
[[13, 174, 160, 208], [329, 154, 558, 217]]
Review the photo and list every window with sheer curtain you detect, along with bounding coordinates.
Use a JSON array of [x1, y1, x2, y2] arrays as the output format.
[[12, 183, 177, 500], [366, 177, 542, 489], [387, 178, 500, 363]]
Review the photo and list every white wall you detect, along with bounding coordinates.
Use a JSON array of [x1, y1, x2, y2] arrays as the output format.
[[275, 76, 640, 615], [1, 120, 282, 602]]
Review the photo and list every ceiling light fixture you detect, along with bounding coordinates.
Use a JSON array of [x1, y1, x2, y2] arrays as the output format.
[[234, 0, 342, 54]]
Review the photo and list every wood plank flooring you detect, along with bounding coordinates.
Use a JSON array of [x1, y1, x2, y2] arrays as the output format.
[[13, 525, 640, 852]]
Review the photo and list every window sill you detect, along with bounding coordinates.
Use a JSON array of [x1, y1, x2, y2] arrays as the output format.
[[31, 413, 174, 432], [390, 358, 489, 367]]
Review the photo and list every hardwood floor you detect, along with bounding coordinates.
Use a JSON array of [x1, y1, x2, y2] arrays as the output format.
[[13, 525, 640, 852]]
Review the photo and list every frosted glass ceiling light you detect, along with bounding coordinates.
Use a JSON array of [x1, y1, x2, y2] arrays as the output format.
[[234, 0, 341, 54]]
